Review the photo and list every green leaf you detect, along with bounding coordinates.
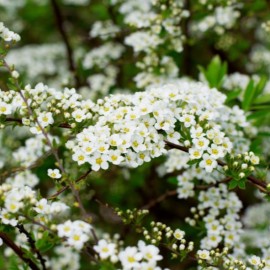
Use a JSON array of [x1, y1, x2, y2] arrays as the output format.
[[254, 76, 268, 98], [228, 180, 238, 190], [8, 256, 21, 270], [167, 177, 178, 185], [225, 89, 242, 103], [237, 180, 246, 189], [242, 79, 255, 111], [198, 56, 227, 88], [187, 159, 199, 166], [247, 110, 270, 120], [254, 94, 270, 104]]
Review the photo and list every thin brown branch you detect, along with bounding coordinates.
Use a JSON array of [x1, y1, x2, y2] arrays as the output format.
[[0, 150, 52, 183], [165, 140, 269, 194], [196, 177, 232, 190], [0, 232, 40, 270], [48, 168, 92, 199], [50, 0, 81, 88], [5, 117, 71, 129], [16, 224, 47, 270], [142, 190, 177, 210]]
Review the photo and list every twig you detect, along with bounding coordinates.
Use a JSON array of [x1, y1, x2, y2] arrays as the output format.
[[50, 0, 81, 88], [196, 177, 232, 190], [5, 117, 71, 129], [0, 232, 40, 270], [165, 140, 269, 194], [48, 168, 92, 199], [142, 190, 177, 210], [0, 150, 52, 183], [16, 224, 47, 270]]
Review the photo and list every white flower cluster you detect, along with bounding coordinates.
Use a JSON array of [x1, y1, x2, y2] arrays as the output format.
[[125, 31, 162, 53], [90, 20, 120, 40], [13, 135, 57, 167], [177, 167, 223, 199], [6, 170, 39, 188], [6, 44, 67, 81], [162, 149, 189, 174], [191, 4, 240, 36], [115, 0, 188, 87], [248, 45, 270, 75], [83, 42, 124, 98], [68, 81, 239, 172], [57, 220, 92, 250], [187, 185, 242, 250], [94, 239, 166, 270], [223, 73, 255, 92], [49, 246, 81, 270], [197, 248, 265, 269], [240, 203, 270, 269], [0, 179, 69, 227], [0, 82, 95, 132], [0, 22, 20, 42], [83, 43, 124, 70], [34, 198, 69, 216]]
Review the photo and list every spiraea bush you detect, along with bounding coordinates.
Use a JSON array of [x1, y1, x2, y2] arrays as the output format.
[[0, 0, 270, 269]]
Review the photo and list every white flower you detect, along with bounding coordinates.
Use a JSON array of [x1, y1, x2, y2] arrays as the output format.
[[48, 168, 62, 179], [34, 198, 50, 214], [0, 102, 12, 115], [119, 247, 143, 269], [72, 109, 87, 122], [249, 255, 261, 266], [131, 135, 146, 152], [50, 202, 69, 214], [179, 114, 196, 127], [250, 155, 259, 165], [29, 125, 42, 135], [72, 150, 89, 165], [207, 144, 225, 158], [94, 239, 116, 260], [199, 153, 218, 172], [73, 220, 92, 234], [189, 148, 203, 159], [138, 241, 162, 263], [108, 150, 124, 165], [67, 231, 89, 250], [38, 112, 54, 127], [5, 200, 23, 213], [193, 138, 210, 150], [197, 250, 210, 260], [173, 229, 185, 240], [89, 153, 109, 171], [57, 220, 73, 237], [11, 70, 19, 79]]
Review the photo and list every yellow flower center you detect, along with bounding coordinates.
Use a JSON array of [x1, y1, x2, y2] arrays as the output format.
[[78, 155, 85, 161], [73, 235, 80, 241], [206, 159, 212, 165], [96, 158, 103, 165], [128, 256, 135, 263]]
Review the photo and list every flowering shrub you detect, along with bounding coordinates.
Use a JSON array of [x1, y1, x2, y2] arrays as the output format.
[[0, 0, 270, 269]]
